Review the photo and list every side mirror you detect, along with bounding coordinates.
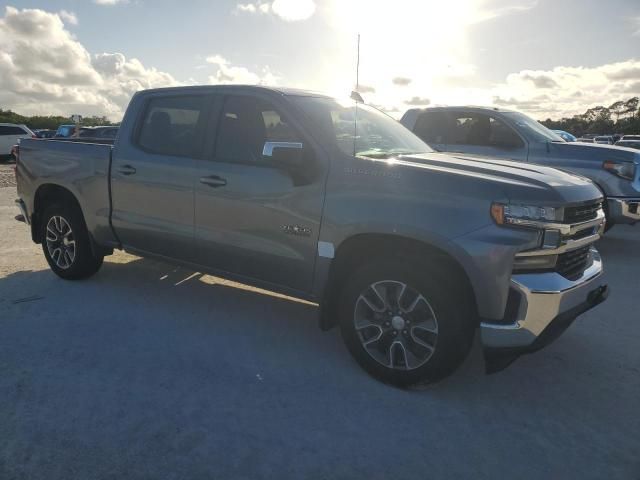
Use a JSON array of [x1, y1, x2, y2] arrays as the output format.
[[263, 141, 304, 169], [263, 141, 314, 185]]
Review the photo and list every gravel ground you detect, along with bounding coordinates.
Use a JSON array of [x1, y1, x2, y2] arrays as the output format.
[[0, 164, 16, 188], [0, 185, 639, 479]]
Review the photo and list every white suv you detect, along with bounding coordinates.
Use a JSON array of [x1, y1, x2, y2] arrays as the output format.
[[0, 123, 33, 158]]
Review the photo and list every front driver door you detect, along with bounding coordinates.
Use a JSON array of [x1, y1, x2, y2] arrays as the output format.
[[194, 93, 327, 294]]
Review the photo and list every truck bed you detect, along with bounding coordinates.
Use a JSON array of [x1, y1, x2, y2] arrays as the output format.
[[16, 138, 117, 247]]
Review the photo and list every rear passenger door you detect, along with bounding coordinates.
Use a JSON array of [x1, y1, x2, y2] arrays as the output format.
[[110, 93, 213, 261], [444, 112, 528, 161], [193, 93, 327, 294]]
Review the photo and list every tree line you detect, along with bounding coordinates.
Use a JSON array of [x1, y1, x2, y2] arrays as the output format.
[[0, 109, 117, 131], [540, 97, 640, 137]]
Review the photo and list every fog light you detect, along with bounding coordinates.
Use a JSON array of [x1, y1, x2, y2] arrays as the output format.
[[513, 254, 558, 273], [542, 229, 561, 249]]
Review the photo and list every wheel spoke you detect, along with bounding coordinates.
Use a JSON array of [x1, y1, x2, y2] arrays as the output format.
[[389, 340, 408, 369], [46, 225, 58, 241], [358, 294, 385, 313], [402, 293, 426, 314], [370, 283, 391, 311], [412, 323, 438, 335], [410, 329, 436, 351]]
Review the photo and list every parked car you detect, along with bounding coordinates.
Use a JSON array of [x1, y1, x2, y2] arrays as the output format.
[[552, 130, 577, 142], [576, 137, 595, 143], [0, 123, 33, 159], [10, 144, 19, 164], [621, 135, 640, 141], [15, 86, 608, 386], [401, 106, 640, 230], [615, 140, 640, 150], [33, 129, 57, 139], [594, 136, 614, 145]]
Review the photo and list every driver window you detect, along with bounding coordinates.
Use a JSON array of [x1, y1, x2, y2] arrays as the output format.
[[215, 96, 302, 163], [449, 113, 523, 149]]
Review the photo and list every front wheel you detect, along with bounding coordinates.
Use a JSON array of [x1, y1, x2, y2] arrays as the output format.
[[339, 257, 475, 387], [41, 203, 104, 280]]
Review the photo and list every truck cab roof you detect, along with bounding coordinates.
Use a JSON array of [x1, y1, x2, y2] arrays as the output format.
[[136, 84, 331, 99]]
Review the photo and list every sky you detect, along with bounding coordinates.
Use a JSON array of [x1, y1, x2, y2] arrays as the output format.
[[0, 0, 639, 121]]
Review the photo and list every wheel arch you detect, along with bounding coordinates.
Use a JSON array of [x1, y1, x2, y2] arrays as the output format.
[[319, 233, 479, 331]]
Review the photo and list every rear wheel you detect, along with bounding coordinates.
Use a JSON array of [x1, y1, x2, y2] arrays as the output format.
[[339, 257, 475, 387], [41, 203, 104, 280]]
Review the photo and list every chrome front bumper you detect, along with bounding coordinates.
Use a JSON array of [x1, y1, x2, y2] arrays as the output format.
[[608, 197, 640, 224], [481, 248, 605, 349]]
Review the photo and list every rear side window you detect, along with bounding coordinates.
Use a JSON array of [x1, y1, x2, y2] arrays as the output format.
[[0, 126, 28, 136], [137, 95, 208, 157], [413, 111, 449, 144], [449, 113, 524, 149]]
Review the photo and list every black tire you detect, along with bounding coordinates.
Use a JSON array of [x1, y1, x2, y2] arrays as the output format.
[[603, 205, 614, 233], [339, 256, 475, 387], [40, 203, 104, 280]]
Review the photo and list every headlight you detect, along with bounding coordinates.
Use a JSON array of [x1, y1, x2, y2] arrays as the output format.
[[491, 203, 558, 226], [603, 160, 636, 180]]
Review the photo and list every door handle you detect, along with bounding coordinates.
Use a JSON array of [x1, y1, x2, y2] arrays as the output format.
[[200, 175, 227, 188], [117, 165, 137, 175]]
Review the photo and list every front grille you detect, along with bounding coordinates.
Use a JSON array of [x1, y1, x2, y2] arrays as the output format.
[[564, 202, 601, 224], [556, 246, 592, 280]]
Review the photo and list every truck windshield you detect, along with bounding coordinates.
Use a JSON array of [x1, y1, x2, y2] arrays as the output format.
[[291, 96, 433, 158], [503, 112, 564, 143]]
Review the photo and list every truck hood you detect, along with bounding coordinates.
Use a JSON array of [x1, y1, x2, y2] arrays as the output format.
[[392, 151, 602, 205], [550, 140, 640, 165]]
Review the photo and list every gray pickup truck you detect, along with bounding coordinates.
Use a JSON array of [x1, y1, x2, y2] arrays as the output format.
[[15, 86, 608, 386], [401, 106, 640, 230]]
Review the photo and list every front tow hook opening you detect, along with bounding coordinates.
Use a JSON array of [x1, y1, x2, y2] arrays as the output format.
[[483, 284, 609, 375]]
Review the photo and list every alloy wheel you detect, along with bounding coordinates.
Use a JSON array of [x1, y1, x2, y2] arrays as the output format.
[[353, 280, 439, 370], [45, 216, 76, 269]]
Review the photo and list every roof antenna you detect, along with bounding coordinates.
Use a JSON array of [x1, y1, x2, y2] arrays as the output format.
[[350, 34, 363, 103]]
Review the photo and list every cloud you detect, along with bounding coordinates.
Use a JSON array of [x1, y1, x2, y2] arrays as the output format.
[[471, 0, 538, 23], [236, 2, 271, 14], [489, 60, 640, 118], [356, 84, 376, 93], [235, 0, 315, 21], [206, 55, 278, 85], [58, 10, 77, 25], [519, 72, 558, 88], [93, 0, 129, 5], [405, 96, 430, 106], [0, 6, 178, 119], [392, 77, 412, 86]]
